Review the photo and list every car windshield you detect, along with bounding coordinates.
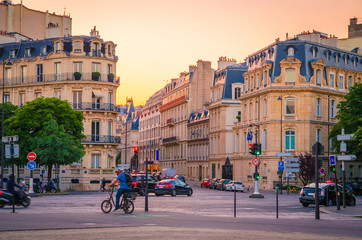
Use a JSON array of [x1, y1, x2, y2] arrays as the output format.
[[234, 182, 242, 185]]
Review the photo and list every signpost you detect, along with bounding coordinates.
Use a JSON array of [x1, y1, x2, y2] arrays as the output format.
[[284, 158, 300, 195], [329, 155, 336, 166], [276, 152, 292, 157], [252, 158, 260, 167], [4, 135, 19, 213], [278, 161, 284, 171], [275, 152, 292, 195], [320, 168, 325, 175], [27, 152, 37, 194]]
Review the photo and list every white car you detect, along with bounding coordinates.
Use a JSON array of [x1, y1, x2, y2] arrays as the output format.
[[225, 181, 244, 192]]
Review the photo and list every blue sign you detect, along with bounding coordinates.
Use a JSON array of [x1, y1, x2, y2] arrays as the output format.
[[156, 150, 159, 161], [320, 168, 325, 174], [329, 155, 336, 166], [27, 161, 36, 170], [62, 170, 65, 173], [41, 169, 45, 175], [278, 161, 284, 171], [247, 132, 252, 141]]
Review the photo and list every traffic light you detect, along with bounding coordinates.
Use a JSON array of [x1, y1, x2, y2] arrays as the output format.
[[249, 144, 255, 155], [253, 172, 260, 180], [134, 146, 139, 153], [254, 143, 261, 156], [330, 165, 336, 173]]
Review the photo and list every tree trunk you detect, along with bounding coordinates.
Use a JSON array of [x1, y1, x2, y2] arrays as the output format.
[[47, 164, 53, 182]]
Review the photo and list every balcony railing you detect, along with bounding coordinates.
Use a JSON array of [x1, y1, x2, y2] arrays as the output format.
[[162, 136, 179, 144], [92, 50, 102, 57], [2, 72, 119, 86], [70, 102, 117, 111], [82, 135, 121, 144], [166, 118, 175, 126]]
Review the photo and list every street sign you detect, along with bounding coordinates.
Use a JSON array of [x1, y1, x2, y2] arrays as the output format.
[[329, 155, 336, 166], [340, 142, 347, 152], [27, 161, 36, 170], [337, 134, 354, 141], [276, 152, 292, 157], [285, 163, 299, 168], [2, 135, 18, 143], [156, 150, 159, 161], [284, 158, 299, 162], [117, 164, 130, 169], [337, 155, 357, 161], [247, 132, 252, 141], [41, 169, 45, 174], [284, 168, 300, 173], [320, 168, 325, 174], [252, 158, 260, 167], [27, 152, 37, 161], [278, 161, 284, 170], [5, 144, 19, 158]]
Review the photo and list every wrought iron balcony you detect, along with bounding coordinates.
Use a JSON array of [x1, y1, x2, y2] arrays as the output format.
[[82, 135, 121, 144], [2, 72, 119, 86], [166, 118, 175, 126], [92, 50, 102, 57], [71, 102, 117, 111], [162, 136, 179, 144]]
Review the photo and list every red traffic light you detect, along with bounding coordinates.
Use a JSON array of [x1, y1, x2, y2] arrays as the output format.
[[134, 146, 139, 152]]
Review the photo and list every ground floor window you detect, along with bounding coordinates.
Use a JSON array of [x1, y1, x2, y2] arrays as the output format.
[[91, 153, 101, 168]]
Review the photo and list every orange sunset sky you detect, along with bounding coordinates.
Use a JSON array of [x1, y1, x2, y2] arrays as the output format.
[[14, 0, 362, 106]]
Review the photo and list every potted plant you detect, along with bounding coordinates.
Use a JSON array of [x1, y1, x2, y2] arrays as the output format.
[[236, 115, 241, 121], [74, 72, 82, 80], [92, 71, 100, 81], [108, 73, 114, 82]]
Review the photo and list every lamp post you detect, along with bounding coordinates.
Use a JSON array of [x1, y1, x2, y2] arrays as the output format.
[[277, 96, 283, 194], [1, 59, 13, 188]]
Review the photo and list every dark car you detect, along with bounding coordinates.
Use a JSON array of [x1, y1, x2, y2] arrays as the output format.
[[299, 183, 356, 207], [216, 179, 231, 190], [154, 179, 193, 197], [173, 175, 186, 183], [209, 178, 220, 189], [345, 183, 362, 196], [132, 174, 158, 196]]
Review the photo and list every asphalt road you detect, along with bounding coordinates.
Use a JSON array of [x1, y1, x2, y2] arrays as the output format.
[[1, 181, 361, 240]]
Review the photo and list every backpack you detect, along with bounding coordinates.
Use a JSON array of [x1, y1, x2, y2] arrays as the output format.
[[124, 173, 133, 186]]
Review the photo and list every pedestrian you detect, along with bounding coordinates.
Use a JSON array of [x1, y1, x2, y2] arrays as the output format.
[[108, 169, 131, 211], [100, 178, 106, 192]]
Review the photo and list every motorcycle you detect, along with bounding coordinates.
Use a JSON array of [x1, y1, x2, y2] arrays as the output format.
[[33, 181, 46, 194], [45, 180, 57, 193], [0, 186, 31, 208]]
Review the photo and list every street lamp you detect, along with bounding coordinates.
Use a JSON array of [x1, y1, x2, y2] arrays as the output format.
[[1, 59, 13, 188], [277, 96, 282, 194]]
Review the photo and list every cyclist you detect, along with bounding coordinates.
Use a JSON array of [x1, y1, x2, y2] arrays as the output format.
[[108, 168, 131, 211]]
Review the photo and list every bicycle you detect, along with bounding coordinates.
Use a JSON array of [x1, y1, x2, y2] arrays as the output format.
[[287, 186, 297, 193], [101, 186, 136, 214]]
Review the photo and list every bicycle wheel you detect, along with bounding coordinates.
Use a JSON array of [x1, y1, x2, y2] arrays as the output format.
[[123, 200, 134, 214], [101, 200, 112, 213]]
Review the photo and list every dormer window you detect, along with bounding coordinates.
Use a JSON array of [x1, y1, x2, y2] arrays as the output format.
[[41, 46, 47, 55], [288, 47, 294, 56], [108, 45, 112, 56], [74, 41, 82, 53], [326, 50, 331, 60], [25, 48, 31, 57], [312, 48, 317, 57], [55, 42, 61, 53], [335, 53, 340, 63], [10, 50, 16, 58], [316, 69, 321, 86], [354, 57, 358, 67], [92, 42, 101, 57]]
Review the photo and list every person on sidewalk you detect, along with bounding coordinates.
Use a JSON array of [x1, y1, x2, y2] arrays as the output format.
[[108, 169, 131, 211], [100, 178, 106, 192]]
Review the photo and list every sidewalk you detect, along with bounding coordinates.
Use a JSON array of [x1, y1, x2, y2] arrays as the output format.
[[320, 205, 362, 217]]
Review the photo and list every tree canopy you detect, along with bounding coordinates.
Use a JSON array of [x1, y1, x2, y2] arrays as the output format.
[[296, 153, 315, 186], [5, 97, 85, 175], [329, 83, 362, 158]]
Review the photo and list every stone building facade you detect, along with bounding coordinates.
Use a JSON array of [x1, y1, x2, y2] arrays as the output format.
[[0, 30, 120, 190]]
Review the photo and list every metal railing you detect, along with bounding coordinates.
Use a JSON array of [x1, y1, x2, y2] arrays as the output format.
[[92, 50, 102, 57], [162, 136, 179, 144], [70, 102, 117, 111], [82, 135, 121, 144], [2, 72, 119, 86]]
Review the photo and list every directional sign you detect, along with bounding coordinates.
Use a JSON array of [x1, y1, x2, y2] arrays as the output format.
[[276, 152, 292, 157], [337, 134, 354, 141], [340, 142, 347, 152], [285, 163, 300, 168], [252, 158, 260, 167], [278, 161, 284, 170], [41, 169, 45, 174], [329, 155, 336, 166], [284, 158, 299, 162], [337, 155, 357, 161], [27, 161, 36, 170], [27, 152, 37, 161], [5, 144, 19, 158], [247, 132, 252, 141], [284, 168, 300, 173], [320, 168, 325, 174]]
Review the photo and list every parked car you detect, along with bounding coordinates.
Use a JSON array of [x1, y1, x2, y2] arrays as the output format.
[[160, 168, 176, 179], [345, 183, 362, 196], [154, 179, 193, 197], [299, 182, 356, 207], [209, 178, 220, 189], [216, 179, 231, 190], [201, 178, 212, 188], [173, 175, 186, 183], [132, 174, 158, 196], [225, 181, 244, 192]]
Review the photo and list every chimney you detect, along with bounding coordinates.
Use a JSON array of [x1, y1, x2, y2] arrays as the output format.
[[90, 26, 100, 38], [189, 65, 197, 72]]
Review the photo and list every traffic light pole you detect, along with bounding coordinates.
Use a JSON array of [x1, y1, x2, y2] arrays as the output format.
[[249, 132, 263, 199]]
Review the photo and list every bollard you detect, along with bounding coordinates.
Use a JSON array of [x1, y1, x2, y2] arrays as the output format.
[[234, 184, 236, 218]]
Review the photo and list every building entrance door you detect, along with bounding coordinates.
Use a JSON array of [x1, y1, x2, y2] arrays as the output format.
[[222, 157, 233, 180]]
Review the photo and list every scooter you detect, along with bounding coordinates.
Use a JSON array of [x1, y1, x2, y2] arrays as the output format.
[[0, 186, 31, 208], [45, 180, 57, 193]]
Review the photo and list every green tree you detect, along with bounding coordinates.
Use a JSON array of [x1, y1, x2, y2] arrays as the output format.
[[329, 83, 362, 157], [116, 151, 121, 165], [5, 97, 85, 175], [296, 153, 315, 186], [28, 118, 84, 181]]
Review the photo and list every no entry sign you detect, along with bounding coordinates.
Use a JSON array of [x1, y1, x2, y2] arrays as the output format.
[[252, 158, 260, 167], [27, 152, 37, 161]]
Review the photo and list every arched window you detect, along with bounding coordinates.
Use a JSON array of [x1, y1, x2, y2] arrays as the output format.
[[74, 41, 82, 53], [288, 47, 294, 56]]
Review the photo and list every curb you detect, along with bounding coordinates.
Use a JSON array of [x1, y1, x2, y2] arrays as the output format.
[[320, 206, 362, 218]]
